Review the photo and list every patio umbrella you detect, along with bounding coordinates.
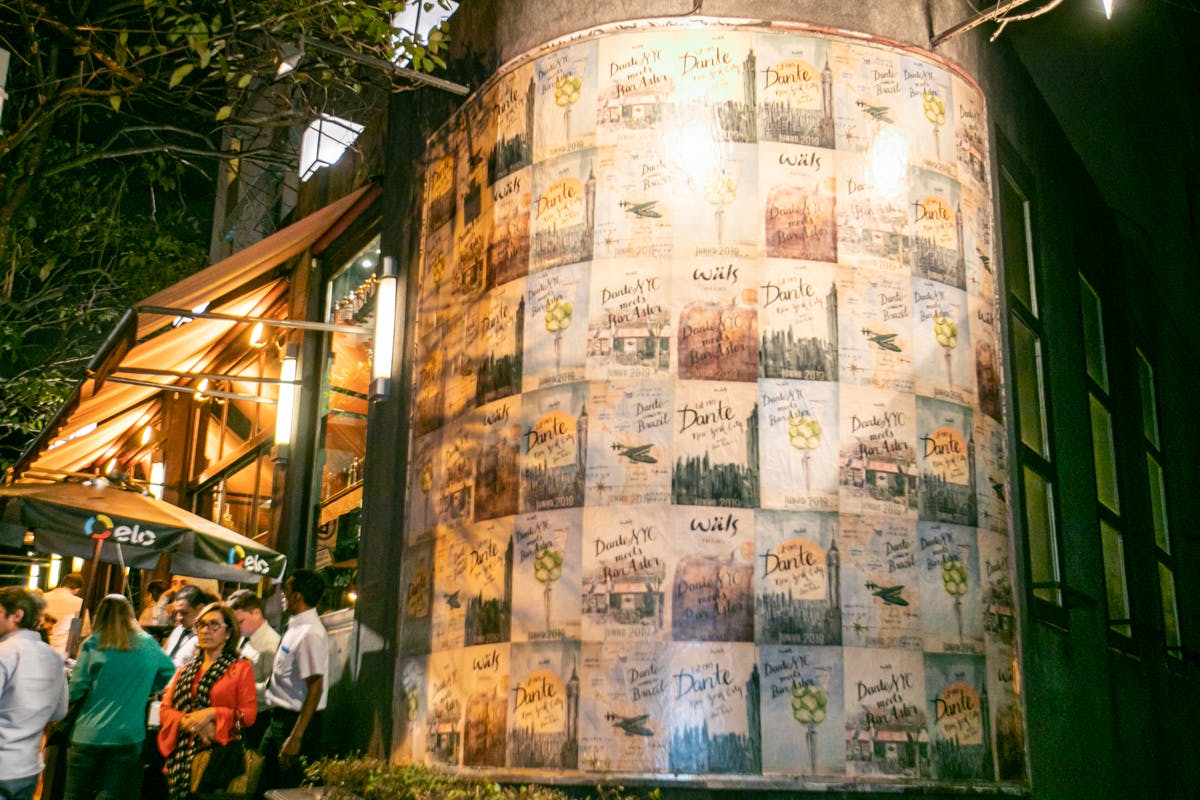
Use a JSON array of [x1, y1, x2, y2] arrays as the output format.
[[0, 478, 286, 584]]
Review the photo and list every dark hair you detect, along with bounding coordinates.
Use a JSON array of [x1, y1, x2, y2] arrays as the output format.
[[225, 589, 263, 613], [195, 603, 241, 656], [286, 570, 325, 607], [58, 572, 84, 591], [0, 586, 41, 630], [146, 579, 168, 600], [174, 585, 209, 609]]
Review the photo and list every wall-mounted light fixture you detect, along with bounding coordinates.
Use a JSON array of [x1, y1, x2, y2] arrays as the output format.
[[371, 256, 398, 399], [149, 460, 165, 501], [274, 342, 299, 455]]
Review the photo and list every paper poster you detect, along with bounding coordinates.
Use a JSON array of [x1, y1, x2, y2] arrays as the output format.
[[971, 293, 1003, 424], [519, 382, 588, 513], [473, 280, 525, 406], [760, 141, 838, 262], [435, 417, 476, 527], [409, 430, 441, 546], [579, 641, 671, 772], [916, 396, 978, 527], [754, 510, 841, 645], [394, 656, 428, 761], [759, 645, 845, 775], [581, 504, 670, 642], [759, 259, 839, 382], [837, 266, 914, 394], [837, 384, 918, 518], [978, 528, 1016, 650], [596, 32, 677, 147], [900, 55, 955, 172], [840, 514, 921, 650], [669, 506, 755, 643], [473, 396, 522, 523], [986, 641, 1025, 782], [512, 509, 582, 642], [672, 381, 760, 508], [485, 62, 535, 185], [424, 136, 456, 237], [413, 326, 446, 437], [908, 167, 965, 291], [487, 166, 532, 289], [507, 641, 582, 768], [674, 259, 760, 383], [830, 41, 904, 155], [533, 40, 598, 162], [417, 222, 455, 336], [758, 379, 839, 511], [835, 149, 909, 274], [585, 379, 672, 506], [917, 521, 982, 654], [399, 540, 434, 657], [670, 30, 757, 144], [593, 144, 675, 262], [673, 142, 760, 258], [843, 648, 929, 778], [974, 415, 1008, 534], [524, 263, 590, 390], [530, 149, 597, 272], [912, 277, 973, 406], [585, 263, 672, 380], [666, 642, 762, 774], [925, 652, 990, 780], [755, 33, 836, 148], [461, 643, 510, 767], [423, 649, 466, 765]]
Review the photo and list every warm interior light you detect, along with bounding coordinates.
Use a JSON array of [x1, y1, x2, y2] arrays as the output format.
[[149, 460, 165, 501], [48, 555, 62, 587], [371, 256, 398, 392], [249, 321, 267, 348], [105, 457, 118, 474], [347, 590, 358, 603], [140, 426, 153, 446], [1102, 0, 1114, 19], [27, 563, 40, 590], [275, 343, 299, 447], [71, 557, 83, 572], [22, 530, 34, 547], [194, 377, 210, 402]]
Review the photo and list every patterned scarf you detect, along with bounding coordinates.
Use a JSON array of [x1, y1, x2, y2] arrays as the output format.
[[164, 649, 238, 800]]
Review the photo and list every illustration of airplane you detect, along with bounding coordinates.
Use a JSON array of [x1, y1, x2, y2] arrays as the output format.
[[856, 99, 894, 123], [443, 590, 462, 609], [618, 200, 662, 218], [605, 712, 654, 737], [976, 247, 992, 273], [991, 479, 1005, 500], [865, 582, 909, 607], [861, 328, 902, 352], [611, 442, 658, 464]]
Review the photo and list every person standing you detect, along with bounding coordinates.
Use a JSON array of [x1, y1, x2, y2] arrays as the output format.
[[162, 585, 213, 669], [225, 590, 280, 747], [0, 586, 69, 800], [258, 571, 328, 794], [158, 603, 256, 800], [43, 573, 89, 659], [138, 580, 170, 628], [62, 594, 176, 800]]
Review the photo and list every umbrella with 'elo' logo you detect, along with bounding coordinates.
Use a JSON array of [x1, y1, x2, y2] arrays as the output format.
[[0, 477, 286, 583]]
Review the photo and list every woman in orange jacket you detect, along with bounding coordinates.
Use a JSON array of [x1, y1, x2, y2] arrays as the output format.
[[158, 601, 256, 800]]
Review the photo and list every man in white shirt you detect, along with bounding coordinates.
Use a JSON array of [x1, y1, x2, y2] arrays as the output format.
[[259, 570, 328, 794], [0, 587, 68, 800], [42, 572, 89, 658], [226, 588, 281, 746]]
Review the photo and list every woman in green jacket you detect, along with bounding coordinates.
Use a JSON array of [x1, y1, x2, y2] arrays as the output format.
[[63, 593, 176, 800]]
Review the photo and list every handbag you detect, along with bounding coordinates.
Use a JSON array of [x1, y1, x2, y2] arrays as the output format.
[[189, 720, 265, 798]]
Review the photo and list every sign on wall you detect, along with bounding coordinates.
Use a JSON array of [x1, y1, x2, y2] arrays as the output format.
[[397, 21, 1025, 788]]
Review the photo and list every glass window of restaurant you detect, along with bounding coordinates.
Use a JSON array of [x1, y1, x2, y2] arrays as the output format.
[[312, 233, 380, 609]]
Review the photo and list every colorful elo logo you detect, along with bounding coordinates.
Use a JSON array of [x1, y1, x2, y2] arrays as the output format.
[[229, 545, 270, 575], [84, 514, 115, 540]]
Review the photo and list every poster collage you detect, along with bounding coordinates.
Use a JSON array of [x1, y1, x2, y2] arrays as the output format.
[[397, 22, 1025, 787]]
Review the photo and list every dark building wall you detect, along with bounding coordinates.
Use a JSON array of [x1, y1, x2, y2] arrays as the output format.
[[981, 34, 1200, 800]]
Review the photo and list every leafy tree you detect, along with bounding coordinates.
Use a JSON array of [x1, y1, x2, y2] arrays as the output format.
[[0, 0, 452, 471]]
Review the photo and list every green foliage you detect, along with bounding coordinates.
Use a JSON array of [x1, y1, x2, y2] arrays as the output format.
[[304, 758, 662, 800], [0, 0, 457, 469]]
